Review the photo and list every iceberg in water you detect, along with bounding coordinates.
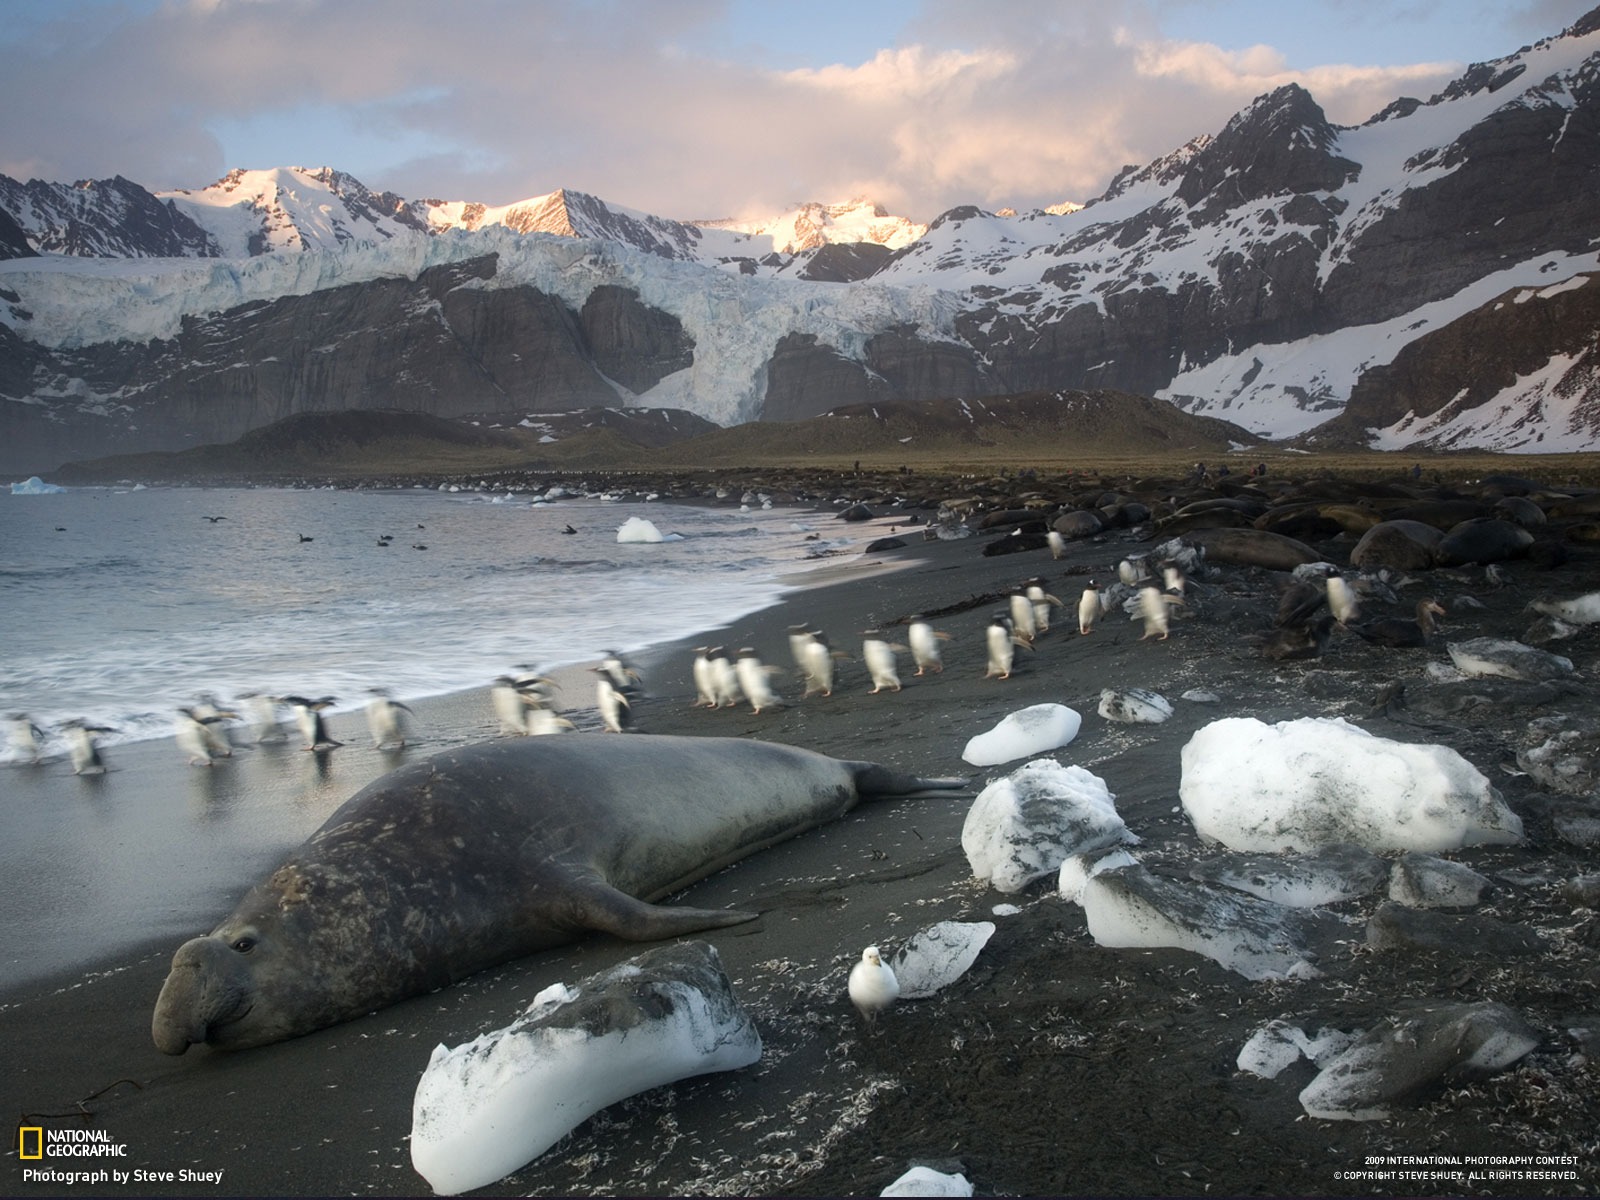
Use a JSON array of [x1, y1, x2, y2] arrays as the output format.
[[9, 476, 66, 494], [617, 516, 665, 543]]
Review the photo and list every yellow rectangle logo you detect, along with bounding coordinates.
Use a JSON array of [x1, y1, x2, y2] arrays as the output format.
[[18, 1126, 43, 1159]]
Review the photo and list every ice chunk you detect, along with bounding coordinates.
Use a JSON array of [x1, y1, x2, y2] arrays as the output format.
[[962, 703, 1081, 766], [1188, 844, 1388, 908], [616, 516, 665, 543], [1299, 1002, 1538, 1121], [1448, 637, 1575, 682], [410, 942, 760, 1195], [1097, 688, 1172, 724], [891, 921, 996, 999], [1078, 864, 1341, 980], [1387, 853, 1492, 908], [1237, 1020, 1355, 1079], [1180, 716, 1522, 853], [962, 759, 1135, 893], [1058, 847, 1140, 902], [9, 476, 65, 494], [881, 1166, 974, 1196]]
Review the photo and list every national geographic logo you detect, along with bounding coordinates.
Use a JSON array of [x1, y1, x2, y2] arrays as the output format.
[[16, 1124, 128, 1158]]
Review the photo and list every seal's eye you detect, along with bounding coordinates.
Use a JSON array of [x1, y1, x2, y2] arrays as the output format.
[[231, 936, 257, 954]]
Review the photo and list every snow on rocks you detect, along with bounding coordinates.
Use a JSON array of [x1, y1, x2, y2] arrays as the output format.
[[961, 759, 1135, 893], [1179, 716, 1523, 854], [1387, 853, 1492, 908], [961, 704, 1081, 766], [1237, 1020, 1355, 1080], [1447, 637, 1576, 682], [1097, 688, 1173, 724], [1188, 844, 1389, 908], [409, 941, 760, 1196], [891, 921, 997, 1000], [1297, 1002, 1539, 1121], [1075, 863, 1341, 980]]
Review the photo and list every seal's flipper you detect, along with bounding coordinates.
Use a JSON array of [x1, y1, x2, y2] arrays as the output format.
[[850, 763, 970, 797], [570, 874, 759, 941]]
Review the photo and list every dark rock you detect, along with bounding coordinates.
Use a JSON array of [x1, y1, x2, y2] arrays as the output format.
[[1365, 902, 1546, 957]]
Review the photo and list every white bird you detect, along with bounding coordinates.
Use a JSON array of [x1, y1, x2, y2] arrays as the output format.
[[1077, 581, 1103, 635], [491, 675, 532, 735], [798, 632, 843, 697], [1118, 556, 1150, 587], [239, 693, 287, 744], [595, 675, 632, 732], [985, 612, 1026, 679], [1047, 530, 1067, 560], [8, 713, 47, 764], [189, 694, 238, 757], [787, 624, 818, 673], [734, 648, 782, 713], [1162, 563, 1187, 597], [1027, 584, 1063, 634], [705, 646, 741, 708], [907, 618, 951, 675], [861, 632, 906, 694], [284, 695, 340, 750], [62, 720, 113, 775], [691, 647, 718, 707], [598, 652, 642, 696], [1007, 591, 1038, 647], [175, 707, 232, 766], [365, 687, 415, 749], [1137, 586, 1183, 641], [1326, 571, 1360, 625], [526, 708, 576, 736], [848, 945, 900, 1023]]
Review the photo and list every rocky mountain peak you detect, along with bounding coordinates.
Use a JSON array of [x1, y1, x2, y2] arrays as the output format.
[[1176, 83, 1357, 212]]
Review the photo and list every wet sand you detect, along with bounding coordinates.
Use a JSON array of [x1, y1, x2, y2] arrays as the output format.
[[3, 495, 1598, 1198]]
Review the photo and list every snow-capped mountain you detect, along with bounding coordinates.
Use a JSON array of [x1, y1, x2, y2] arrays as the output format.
[[1, 5, 1598, 472], [692, 199, 927, 255]]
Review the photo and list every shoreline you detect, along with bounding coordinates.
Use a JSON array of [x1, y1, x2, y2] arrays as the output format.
[[4, 470, 1598, 1198]]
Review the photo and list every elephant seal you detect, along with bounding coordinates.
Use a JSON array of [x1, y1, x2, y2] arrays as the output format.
[[152, 734, 964, 1054]]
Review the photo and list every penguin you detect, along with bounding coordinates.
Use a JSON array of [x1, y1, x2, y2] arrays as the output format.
[[561, 524, 577, 535], [1326, 570, 1360, 626], [985, 612, 1029, 679], [598, 652, 643, 697], [8, 713, 47, 764], [491, 675, 532, 735], [734, 648, 783, 713], [1118, 556, 1150, 587], [189, 694, 238, 757], [526, 707, 576, 736], [62, 720, 114, 775], [1162, 563, 1187, 598], [595, 674, 632, 732], [1137, 586, 1183, 641], [704, 647, 741, 708], [298, 534, 314, 543], [861, 631, 907, 694], [1047, 530, 1067, 560], [798, 631, 845, 698], [787, 624, 818, 674], [1077, 580, 1103, 635], [176, 707, 232, 766], [906, 617, 951, 675], [238, 693, 287, 744], [1008, 592, 1038, 647], [848, 945, 900, 1023], [282, 695, 340, 750], [1027, 583, 1063, 635], [365, 687, 416, 749], [691, 647, 719, 708]]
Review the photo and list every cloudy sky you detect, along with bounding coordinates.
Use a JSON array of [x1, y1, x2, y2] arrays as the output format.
[[2, 0, 1590, 222]]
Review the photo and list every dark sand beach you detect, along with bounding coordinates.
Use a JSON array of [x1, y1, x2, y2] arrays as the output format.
[[4, 481, 1599, 1198]]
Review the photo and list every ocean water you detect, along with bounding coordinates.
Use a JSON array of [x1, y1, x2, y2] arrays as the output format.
[[0, 483, 854, 752]]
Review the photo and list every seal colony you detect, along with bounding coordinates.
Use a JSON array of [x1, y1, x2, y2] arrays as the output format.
[[151, 734, 963, 1053]]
